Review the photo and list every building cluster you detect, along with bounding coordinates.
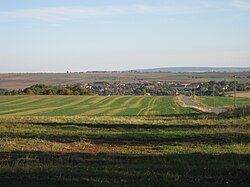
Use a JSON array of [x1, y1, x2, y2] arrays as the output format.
[[70, 80, 247, 96], [0, 80, 248, 96]]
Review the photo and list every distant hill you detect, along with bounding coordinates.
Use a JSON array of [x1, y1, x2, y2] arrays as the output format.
[[133, 67, 250, 73]]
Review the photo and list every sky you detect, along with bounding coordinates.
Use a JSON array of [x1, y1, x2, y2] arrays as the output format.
[[0, 0, 250, 72]]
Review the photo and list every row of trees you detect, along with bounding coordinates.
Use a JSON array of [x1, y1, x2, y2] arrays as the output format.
[[22, 84, 94, 95], [0, 81, 249, 96]]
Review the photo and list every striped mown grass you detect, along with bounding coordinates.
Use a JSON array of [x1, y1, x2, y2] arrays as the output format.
[[0, 95, 198, 116]]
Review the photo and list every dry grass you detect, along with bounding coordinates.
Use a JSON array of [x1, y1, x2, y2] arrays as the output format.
[[227, 91, 250, 98]]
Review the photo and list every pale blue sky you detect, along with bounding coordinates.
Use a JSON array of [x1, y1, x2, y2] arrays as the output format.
[[0, 0, 250, 72]]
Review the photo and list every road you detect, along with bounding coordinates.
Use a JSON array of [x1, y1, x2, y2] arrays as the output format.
[[181, 95, 227, 114]]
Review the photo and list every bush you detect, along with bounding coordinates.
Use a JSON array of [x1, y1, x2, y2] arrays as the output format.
[[219, 106, 250, 118], [57, 88, 74, 95]]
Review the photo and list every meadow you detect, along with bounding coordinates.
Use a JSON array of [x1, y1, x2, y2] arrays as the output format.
[[197, 96, 250, 108], [0, 95, 249, 186], [0, 116, 249, 186], [0, 95, 196, 116]]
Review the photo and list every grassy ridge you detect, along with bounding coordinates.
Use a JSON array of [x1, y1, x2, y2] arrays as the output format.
[[0, 95, 197, 116], [0, 116, 249, 185]]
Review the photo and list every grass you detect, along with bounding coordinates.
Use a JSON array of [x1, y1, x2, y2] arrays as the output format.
[[0, 95, 198, 116], [0, 95, 249, 185], [226, 91, 250, 98], [196, 96, 250, 108], [0, 116, 249, 186]]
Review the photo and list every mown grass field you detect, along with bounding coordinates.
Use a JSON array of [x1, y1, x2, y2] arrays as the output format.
[[0, 95, 197, 116], [197, 96, 250, 108], [0, 95, 249, 185], [0, 116, 249, 186]]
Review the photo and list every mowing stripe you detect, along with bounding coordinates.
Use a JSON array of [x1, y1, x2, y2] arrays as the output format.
[[89, 96, 113, 106], [19, 96, 93, 116], [0, 106, 36, 115], [82, 97, 119, 115], [9, 97, 55, 107], [144, 97, 158, 115], [45, 96, 101, 115], [0, 96, 34, 105], [0, 96, 26, 104], [103, 97, 130, 115], [136, 97, 152, 116], [33, 96, 93, 116], [6, 107, 59, 116], [78, 97, 115, 115], [122, 96, 136, 106], [132, 96, 145, 108], [98, 96, 122, 107], [106, 107, 125, 116], [81, 107, 110, 116], [80, 96, 129, 116], [145, 96, 160, 115]]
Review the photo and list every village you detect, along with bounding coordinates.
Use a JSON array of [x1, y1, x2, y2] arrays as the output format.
[[80, 80, 243, 96], [0, 79, 246, 97]]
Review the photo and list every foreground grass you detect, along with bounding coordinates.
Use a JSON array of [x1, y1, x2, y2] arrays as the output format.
[[0, 116, 249, 186]]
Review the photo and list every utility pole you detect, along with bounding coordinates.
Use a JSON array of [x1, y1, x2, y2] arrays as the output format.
[[200, 85, 202, 97], [234, 75, 237, 108], [192, 76, 195, 98], [213, 84, 215, 108]]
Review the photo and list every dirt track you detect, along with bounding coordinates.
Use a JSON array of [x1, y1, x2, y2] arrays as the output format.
[[181, 95, 226, 114]]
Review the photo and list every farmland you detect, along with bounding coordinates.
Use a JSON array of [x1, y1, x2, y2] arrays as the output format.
[[0, 95, 196, 116], [1, 71, 249, 90], [0, 95, 249, 186], [0, 116, 249, 185], [227, 91, 250, 98], [197, 96, 250, 108]]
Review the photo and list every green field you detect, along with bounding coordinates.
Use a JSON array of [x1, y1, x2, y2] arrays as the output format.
[[0, 95, 249, 185], [198, 96, 250, 108], [0, 95, 196, 116], [0, 116, 249, 186]]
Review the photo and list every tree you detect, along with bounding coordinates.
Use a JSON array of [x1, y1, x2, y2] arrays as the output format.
[[43, 89, 56, 95], [57, 88, 73, 95], [24, 88, 34, 95]]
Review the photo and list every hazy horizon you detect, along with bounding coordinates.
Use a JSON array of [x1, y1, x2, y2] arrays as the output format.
[[1, 0, 250, 72], [0, 66, 249, 74]]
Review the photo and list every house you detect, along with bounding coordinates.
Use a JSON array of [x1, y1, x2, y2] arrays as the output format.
[[171, 84, 187, 90]]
